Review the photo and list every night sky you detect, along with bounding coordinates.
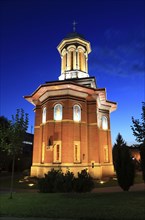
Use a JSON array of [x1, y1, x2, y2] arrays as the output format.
[[0, 0, 144, 145]]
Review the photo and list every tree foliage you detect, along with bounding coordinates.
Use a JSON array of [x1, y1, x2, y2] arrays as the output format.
[[0, 109, 29, 198], [131, 102, 145, 183], [113, 133, 135, 191], [0, 109, 28, 156], [0, 116, 11, 150], [131, 102, 145, 144]]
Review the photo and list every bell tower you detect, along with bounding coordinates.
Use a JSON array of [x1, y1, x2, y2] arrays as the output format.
[[24, 26, 117, 179], [57, 32, 91, 80]]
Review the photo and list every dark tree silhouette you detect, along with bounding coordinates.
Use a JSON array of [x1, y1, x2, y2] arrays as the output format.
[[131, 102, 145, 182], [113, 133, 135, 191], [131, 102, 145, 144], [0, 109, 28, 198]]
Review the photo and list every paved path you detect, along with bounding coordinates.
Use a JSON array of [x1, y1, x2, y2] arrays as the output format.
[[0, 183, 145, 194], [0, 218, 68, 220], [92, 183, 145, 193]]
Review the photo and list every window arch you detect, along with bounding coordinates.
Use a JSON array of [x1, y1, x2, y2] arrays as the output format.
[[102, 116, 108, 130], [54, 104, 63, 121], [73, 104, 81, 122], [42, 107, 46, 124]]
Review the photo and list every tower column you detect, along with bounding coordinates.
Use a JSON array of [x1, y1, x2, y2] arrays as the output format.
[[66, 51, 69, 70], [76, 49, 80, 70], [61, 55, 63, 74], [85, 52, 88, 73], [73, 50, 76, 70], [66, 51, 71, 71]]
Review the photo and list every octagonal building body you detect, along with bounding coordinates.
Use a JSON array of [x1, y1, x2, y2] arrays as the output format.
[[24, 32, 117, 178]]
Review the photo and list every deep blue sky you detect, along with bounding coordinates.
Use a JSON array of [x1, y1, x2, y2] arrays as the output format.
[[0, 0, 144, 145]]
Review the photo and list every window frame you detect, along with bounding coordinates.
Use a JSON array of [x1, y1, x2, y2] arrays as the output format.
[[102, 115, 108, 130], [42, 107, 46, 124], [54, 104, 63, 121], [73, 104, 81, 122]]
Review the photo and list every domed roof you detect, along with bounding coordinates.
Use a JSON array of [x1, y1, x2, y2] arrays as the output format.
[[57, 31, 91, 54], [65, 32, 86, 40]]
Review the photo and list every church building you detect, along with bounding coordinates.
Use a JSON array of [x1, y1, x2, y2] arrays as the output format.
[[24, 30, 117, 179]]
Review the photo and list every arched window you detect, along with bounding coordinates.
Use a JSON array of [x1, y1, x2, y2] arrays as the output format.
[[54, 104, 63, 121], [102, 116, 108, 130], [73, 104, 81, 122], [42, 107, 46, 124]]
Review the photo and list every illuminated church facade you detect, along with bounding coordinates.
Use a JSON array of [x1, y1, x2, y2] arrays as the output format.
[[25, 31, 117, 178]]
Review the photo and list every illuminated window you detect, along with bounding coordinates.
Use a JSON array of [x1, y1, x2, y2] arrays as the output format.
[[102, 116, 108, 130], [74, 141, 80, 163], [54, 104, 62, 121], [73, 105, 81, 122], [53, 141, 61, 163], [42, 107, 46, 124]]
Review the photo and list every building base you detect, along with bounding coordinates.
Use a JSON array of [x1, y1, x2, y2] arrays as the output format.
[[31, 163, 115, 179]]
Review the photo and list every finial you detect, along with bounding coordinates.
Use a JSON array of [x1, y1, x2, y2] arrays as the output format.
[[73, 20, 77, 32]]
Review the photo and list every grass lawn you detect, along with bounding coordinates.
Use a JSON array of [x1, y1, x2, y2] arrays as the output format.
[[0, 172, 37, 190], [0, 191, 145, 219]]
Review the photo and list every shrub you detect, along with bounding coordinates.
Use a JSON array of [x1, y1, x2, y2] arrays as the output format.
[[73, 169, 94, 192], [38, 168, 94, 193], [63, 170, 74, 192], [38, 169, 64, 193], [38, 177, 50, 193]]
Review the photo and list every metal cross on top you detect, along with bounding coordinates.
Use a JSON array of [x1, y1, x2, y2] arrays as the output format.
[[73, 20, 77, 32]]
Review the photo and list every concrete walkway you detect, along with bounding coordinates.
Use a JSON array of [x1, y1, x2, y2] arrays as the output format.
[[0, 183, 145, 194], [92, 182, 145, 193]]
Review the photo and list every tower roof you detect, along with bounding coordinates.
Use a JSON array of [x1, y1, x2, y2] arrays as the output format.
[[64, 32, 86, 40], [57, 32, 91, 54]]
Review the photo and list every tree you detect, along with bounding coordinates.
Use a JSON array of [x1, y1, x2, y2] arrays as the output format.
[[131, 102, 145, 182], [0, 116, 11, 171], [0, 109, 28, 198], [113, 133, 135, 191], [112, 133, 126, 171], [131, 102, 145, 144]]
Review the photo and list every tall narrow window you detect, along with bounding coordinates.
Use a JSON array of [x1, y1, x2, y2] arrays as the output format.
[[102, 116, 108, 130], [41, 142, 45, 163], [73, 105, 81, 122], [53, 141, 61, 163], [74, 141, 80, 163], [104, 145, 109, 162], [56, 145, 60, 161], [42, 107, 46, 124], [75, 145, 78, 161], [54, 104, 62, 121]]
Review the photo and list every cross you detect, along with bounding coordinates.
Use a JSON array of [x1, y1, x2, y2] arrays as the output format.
[[73, 20, 77, 32]]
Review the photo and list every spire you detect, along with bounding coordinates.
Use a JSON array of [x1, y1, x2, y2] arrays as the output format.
[[73, 20, 77, 32]]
